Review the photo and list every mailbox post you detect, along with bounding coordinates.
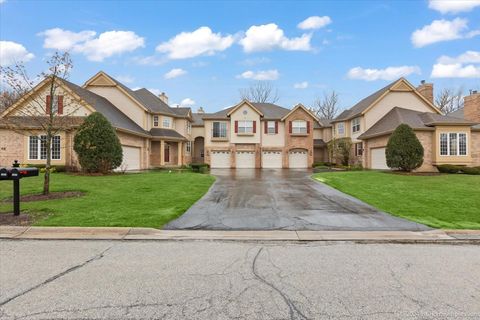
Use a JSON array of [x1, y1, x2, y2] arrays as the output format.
[[0, 160, 39, 216]]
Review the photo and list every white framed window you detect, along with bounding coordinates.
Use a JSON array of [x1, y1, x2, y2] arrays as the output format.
[[186, 121, 192, 134], [51, 96, 59, 114], [153, 115, 159, 127], [212, 121, 227, 138], [337, 122, 345, 135], [292, 120, 307, 134], [162, 117, 172, 128], [352, 118, 360, 133], [186, 141, 192, 153], [238, 120, 253, 134], [267, 121, 276, 134], [440, 132, 467, 156], [29, 135, 61, 160]]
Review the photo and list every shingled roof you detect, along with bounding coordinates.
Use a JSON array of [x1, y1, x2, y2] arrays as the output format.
[[203, 102, 291, 120], [62, 80, 149, 136], [358, 107, 477, 139]]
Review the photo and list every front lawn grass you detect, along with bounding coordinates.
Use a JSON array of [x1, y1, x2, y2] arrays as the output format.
[[0, 171, 215, 228], [314, 171, 480, 229]]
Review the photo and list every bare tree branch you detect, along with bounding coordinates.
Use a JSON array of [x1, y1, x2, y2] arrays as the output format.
[[435, 87, 464, 115], [0, 52, 79, 195], [312, 90, 340, 120], [239, 81, 279, 103]]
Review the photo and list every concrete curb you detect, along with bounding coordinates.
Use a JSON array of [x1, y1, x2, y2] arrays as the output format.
[[1, 226, 479, 243]]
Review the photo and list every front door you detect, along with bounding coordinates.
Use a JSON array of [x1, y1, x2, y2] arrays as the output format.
[[164, 144, 170, 163]]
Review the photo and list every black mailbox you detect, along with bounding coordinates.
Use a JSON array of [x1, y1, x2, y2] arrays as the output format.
[[1, 161, 39, 216], [0, 168, 8, 180]]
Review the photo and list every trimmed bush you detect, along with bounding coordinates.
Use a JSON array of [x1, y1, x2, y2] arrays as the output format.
[[436, 164, 462, 174], [190, 163, 210, 173], [386, 124, 424, 172], [461, 167, 480, 175], [74, 112, 123, 173]]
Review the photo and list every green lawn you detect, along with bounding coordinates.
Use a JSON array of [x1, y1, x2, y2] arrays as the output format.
[[314, 171, 480, 229], [0, 171, 215, 228]]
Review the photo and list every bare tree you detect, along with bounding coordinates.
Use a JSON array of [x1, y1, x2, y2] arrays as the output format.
[[312, 90, 340, 119], [239, 81, 279, 103], [435, 87, 464, 115], [0, 90, 23, 113], [1, 52, 77, 195]]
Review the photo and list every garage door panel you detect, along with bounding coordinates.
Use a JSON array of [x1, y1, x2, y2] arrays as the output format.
[[262, 151, 282, 168], [289, 150, 308, 168], [121, 146, 141, 171], [236, 151, 255, 168], [211, 151, 230, 168], [371, 147, 389, 170]]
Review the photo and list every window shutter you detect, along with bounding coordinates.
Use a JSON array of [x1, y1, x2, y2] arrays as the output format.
[[289, 121, 292, 134], [58, 95, 64, 115], [307, 121, 310, 134], [253, 121, 256, 133], [275, 121, 278, 134], [46, 95, 51, 114], [234, 121, 238, 133], [264, 121, 268, 134]]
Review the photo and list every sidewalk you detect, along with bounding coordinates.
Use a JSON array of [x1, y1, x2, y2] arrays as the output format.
[[1, 226, 479, 243]]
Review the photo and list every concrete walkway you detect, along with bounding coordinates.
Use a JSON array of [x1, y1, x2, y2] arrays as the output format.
[[1, 226, 479, 242]]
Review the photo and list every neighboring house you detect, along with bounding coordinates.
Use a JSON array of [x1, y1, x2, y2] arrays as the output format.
[[330, 78, 480, 171], [192, 100, 323, 168], [1, 73, 478, 171], [0, 71, 193, 170]]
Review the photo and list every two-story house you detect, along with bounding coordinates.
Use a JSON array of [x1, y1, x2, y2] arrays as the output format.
[[0, 71, 195, 170], [190, 100, 323, 168], [329, 78, 480, 171]]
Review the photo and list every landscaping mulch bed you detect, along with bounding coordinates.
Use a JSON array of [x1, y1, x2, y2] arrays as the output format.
[[0, 213, 33, 226], [2, 191, 85, 203]]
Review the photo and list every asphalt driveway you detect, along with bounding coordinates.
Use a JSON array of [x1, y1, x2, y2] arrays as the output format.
[[165, 169, 429, 231]]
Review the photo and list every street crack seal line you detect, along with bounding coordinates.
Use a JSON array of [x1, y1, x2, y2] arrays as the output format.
[[0, 245, 114, 307], [252, 247, 310, 320]]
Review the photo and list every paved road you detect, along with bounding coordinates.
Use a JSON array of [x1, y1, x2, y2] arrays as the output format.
[[166, 169, 428, 231], [1, 240, 479, 319]]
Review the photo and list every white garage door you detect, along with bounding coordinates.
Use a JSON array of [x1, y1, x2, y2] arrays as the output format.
[[371, 147, 389, 170], [262, 151, 282, 168], [210, 151, 230, 168], [236, 151, 255, 168], [289, 149, 308, 168], [121, 146, 141, 171]]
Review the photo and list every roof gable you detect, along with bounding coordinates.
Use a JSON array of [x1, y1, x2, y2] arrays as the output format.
[[281, 103, 318, 121], [227, 100, 264, 117]]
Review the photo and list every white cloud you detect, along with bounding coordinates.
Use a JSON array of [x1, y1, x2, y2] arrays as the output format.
[[156, 27, 234, 59], [347, 66, 421, 81], [428, 0, 480, 14], [180, 98, 195, 106], [437, 50, 480, 64], [298, 16, 332, 30], [40, 28, 96, 51], [431, 63, 480, 78], [237, 69, 280, 80], [431, 51, 480, 78], [239, 23, 312, 53], [39, 28, 145, 61], [0, 41, 35, 66], [164, 68, 187, 79], [115, 75, 134, 83], [411, 18, 479, 47], [0, 0, 6, 4], [294, 81, 309, 89]]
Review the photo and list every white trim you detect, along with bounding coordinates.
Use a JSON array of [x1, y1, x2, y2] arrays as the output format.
[[28, 135, 61, 161]]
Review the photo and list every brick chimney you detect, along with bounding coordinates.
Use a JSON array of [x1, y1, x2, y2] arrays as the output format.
[[464, 90, 480, 122], [158, 92, 168, 104], [416, 80, 434, 104]]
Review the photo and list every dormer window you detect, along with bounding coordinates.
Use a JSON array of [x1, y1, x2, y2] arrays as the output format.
[[153, 115, 159, 127]]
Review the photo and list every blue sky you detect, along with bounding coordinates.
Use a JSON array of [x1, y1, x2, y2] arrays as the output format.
[[1, 0, 479, 112]]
